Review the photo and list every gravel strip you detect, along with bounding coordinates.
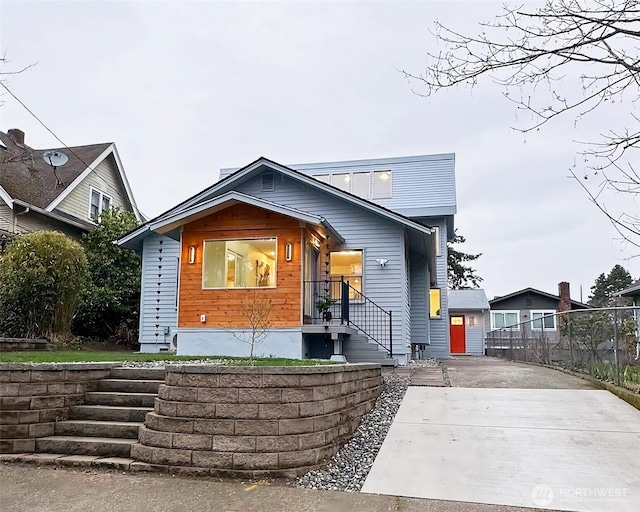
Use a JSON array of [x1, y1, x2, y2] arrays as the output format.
[[296, 371, 410, 492]]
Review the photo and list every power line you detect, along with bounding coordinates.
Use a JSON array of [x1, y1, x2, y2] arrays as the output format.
[[0, 80, 131, 199]]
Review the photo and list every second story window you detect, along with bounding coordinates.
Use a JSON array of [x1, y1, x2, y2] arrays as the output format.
[[313, 171, 392, 200], [89, 188, 112, 220]]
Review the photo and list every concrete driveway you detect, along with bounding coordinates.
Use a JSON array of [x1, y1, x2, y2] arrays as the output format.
[[362, 358, 640, 512]]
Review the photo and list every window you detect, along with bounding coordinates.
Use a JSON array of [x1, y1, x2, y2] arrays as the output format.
[[531, 311, 556, 330], [333, 173, 351, 192], [429, 289, 441, 318], [312, 171, 392, 199], [351, 172, 370, 197], [89, 188, 112, 220], [372, 171, 392, 198], [330, 250, 363, 298], [203, 238, 277, 289], [491, 311, 520, 330]]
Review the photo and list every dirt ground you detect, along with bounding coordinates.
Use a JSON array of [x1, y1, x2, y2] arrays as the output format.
[[445, 356, 595, 389]]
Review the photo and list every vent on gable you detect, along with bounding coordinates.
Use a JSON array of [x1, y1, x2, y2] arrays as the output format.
[[262, 172, 275, 192]]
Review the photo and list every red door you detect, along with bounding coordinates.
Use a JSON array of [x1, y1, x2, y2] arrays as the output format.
[[450, 315, 466, 354]]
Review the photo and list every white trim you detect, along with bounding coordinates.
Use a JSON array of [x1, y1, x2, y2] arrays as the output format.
[[111, 145, 142, 221], [0, 185, 13, 209], [46, 145, 113, 212], [119, 158, 434, 247], [149, 191, 345, 243], [174, 159, 433, 237], [88, 186, 112, 220], [45, 144, 142, 222], [490, 310, 521, 330], [12, 199, 92, 230], [531, 310, 557, 331]]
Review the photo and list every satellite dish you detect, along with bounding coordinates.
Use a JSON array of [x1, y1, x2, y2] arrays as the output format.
[[43, 150, 69, 169]]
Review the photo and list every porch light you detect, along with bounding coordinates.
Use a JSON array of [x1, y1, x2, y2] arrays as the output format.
[[285, 243, 293, 262], [188, 246, 196, 264]]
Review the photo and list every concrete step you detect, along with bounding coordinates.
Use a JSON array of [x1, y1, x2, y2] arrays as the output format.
[[70, 405, 153, 422], [54, 420, 143, 439], [98, 379, 163, 394], [84, 392, 157, 408], [36, 436, 138, 458], [110, 367, 166, 381]]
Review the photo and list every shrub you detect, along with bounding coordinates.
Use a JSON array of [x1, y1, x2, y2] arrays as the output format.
[[0, 231, 87, 338], [72, 208, 141, 343]]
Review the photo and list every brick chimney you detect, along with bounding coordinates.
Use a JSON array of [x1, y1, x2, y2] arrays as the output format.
[[558, 281, 571, 312], [7, 128, 25, 146]]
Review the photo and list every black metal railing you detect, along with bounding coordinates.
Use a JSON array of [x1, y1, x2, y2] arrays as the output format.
[[303, 278, 392, 357]]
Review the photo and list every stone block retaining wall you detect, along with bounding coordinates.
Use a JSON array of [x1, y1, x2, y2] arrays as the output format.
[[133, 363, 382, 478], [0, 363, 114, 453]]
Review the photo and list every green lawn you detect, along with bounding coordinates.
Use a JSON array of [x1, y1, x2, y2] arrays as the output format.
[[0, 350, 336, 366]]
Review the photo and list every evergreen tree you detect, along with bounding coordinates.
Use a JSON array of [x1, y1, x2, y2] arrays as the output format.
[[588, 265, 633, 308], [447, 231, 483, 289], [73, 208, 141, 343]]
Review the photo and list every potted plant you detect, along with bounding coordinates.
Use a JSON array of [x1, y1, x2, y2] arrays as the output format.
[[315, 295, 336, 322]]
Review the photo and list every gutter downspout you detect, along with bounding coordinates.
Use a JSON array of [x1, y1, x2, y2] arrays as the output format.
[[13, 205, 30, 233]]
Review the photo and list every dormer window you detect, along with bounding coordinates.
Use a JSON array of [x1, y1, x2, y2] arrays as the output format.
[[89, 187, 112, 220]]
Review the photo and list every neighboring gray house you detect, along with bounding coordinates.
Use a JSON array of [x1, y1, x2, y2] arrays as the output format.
[[119, 154, 457, 365], [447, 289, 490, 356], [487, 283, 589, 346], [0, 128, 142, 241]]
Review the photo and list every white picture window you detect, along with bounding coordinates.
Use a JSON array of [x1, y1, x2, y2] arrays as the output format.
[[531, 311, 556, 330], [203, 238, 277, 289], [491, 311, 520, 330], [89, 188, 112, 220]]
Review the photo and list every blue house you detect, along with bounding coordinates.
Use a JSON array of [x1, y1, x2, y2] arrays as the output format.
[[119, 154, 457, 365]]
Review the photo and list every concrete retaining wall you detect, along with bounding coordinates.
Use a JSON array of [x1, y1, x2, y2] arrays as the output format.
[[133, 363, 383, 478], [0, 363, 114, 453]]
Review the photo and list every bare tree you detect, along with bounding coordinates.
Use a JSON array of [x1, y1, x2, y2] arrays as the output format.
[[406, 0, 640, 245], [0, 52, 34, 107], [231, 290, 273, 365]]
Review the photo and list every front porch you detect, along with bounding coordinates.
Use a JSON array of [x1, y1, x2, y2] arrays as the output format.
[[302, 279, 395, 365]]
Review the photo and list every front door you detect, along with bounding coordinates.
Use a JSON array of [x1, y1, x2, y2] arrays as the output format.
[[450, 315, 466, 354], [303, 241, 320, 322]]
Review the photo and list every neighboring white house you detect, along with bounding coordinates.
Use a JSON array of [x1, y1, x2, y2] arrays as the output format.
[[119, 154, 457, 365], [0, 128, 142, 242]]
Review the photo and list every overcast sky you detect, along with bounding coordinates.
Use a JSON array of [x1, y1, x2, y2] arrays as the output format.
[[1, 0, 636, 301]]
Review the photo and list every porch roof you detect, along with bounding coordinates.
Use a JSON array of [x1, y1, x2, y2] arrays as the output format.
[[146, 191, 345, 243]]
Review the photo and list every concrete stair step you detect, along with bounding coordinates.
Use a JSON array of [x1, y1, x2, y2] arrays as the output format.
[[36, 436, 138, 458], [54, 420, 143, 439], [98, 379, 163, 394], [70, 405, 153, 422], [110, 367, 166, 381], [84, 392, 157, 408]]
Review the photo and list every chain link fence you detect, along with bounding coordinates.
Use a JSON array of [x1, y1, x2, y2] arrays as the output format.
[[486, 307, 640, 392]]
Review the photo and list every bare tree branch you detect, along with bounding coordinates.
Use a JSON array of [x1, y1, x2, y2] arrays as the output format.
[[407, 0, 640, 246]]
